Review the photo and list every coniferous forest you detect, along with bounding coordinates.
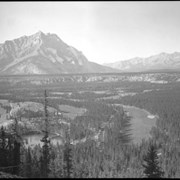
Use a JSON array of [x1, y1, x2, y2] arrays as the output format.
[[0, 73, 180, 178]]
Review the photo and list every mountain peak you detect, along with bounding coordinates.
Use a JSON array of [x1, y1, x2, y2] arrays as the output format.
[[0, 31, 116, 75], [34, 30, 43, 34], [31, 30, 45, 39], [46, 32, 62, 42]]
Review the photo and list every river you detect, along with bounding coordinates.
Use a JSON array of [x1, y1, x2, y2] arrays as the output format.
[[23, 104, 157, 147], [121, 104, 157, 144]]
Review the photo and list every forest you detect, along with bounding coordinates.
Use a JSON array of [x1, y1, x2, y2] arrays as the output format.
[[0, 74, 180, 178]]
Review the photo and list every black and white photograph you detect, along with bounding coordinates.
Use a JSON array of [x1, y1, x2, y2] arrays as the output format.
[[0, 1, 180, 178]]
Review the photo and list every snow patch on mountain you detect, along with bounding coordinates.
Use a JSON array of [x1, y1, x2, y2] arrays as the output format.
[[47, 48, 64, 63], [65, 56, 72, 62]]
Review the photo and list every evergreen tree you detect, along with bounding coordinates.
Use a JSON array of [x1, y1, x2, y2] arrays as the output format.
[[0, 126, 8, 170], [0, 126, 21, 175], [40, 90, 50, 178], [12, 116, 21, 176], [142, 144, 164, 178], [63, 129, 73, 178], [12, 140, 21, 175], [25, 147, 32, 178]]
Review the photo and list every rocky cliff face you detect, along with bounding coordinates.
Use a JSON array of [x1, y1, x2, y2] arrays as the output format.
[[104, 52, 180, 72], [0, 31, 117, 74]]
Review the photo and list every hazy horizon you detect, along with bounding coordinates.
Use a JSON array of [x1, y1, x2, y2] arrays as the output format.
[[0, 1, 180, 64]]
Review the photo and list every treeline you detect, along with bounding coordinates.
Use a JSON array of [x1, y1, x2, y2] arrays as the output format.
[[2, 85, 178, 177], [0, 126, 21, 176], [0, 78, 170, 102], [0, 97, 149, 178], [104, 87, 180, 177], [0, 128, 164, 178], [0, 95, 165, 178]]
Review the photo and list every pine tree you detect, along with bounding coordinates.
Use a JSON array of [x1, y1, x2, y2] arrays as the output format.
[[40, 90, 50, 178], [63, 128, 73, 178], [12, 140, 21, 175], [12, 116, 21, 176], [0, 125, 21, 175], [142, 144, 164, 178], [25, 147, 32, 178], [0, 126, 8, 170]]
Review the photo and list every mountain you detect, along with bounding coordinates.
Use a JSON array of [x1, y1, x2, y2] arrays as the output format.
[[104, 52, 180, 72], [0, 31, 118, 75]]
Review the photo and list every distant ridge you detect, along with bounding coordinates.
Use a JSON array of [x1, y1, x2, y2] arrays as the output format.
[[104, 52, 180, 72]]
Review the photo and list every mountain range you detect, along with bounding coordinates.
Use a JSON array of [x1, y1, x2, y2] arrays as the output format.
[[0, 31, 117, 75], [0, 31, 180, 75], [104, 52, 180, 72]]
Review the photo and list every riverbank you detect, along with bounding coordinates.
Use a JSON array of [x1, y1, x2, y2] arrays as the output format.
[[115, 104, 157, 144]]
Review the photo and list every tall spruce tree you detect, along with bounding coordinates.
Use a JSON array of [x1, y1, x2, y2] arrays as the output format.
[[25, 147, 32, 178], [40, 90, 50, 178], [12, 117, 21, 175], [0, 125, 21, 175], [0, 126, 8, 170], [142, 144, 164, 178], [63, 128, 73, 178]]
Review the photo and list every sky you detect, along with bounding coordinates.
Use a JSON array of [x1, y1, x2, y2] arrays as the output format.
[[0, 1, 180, 64]]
